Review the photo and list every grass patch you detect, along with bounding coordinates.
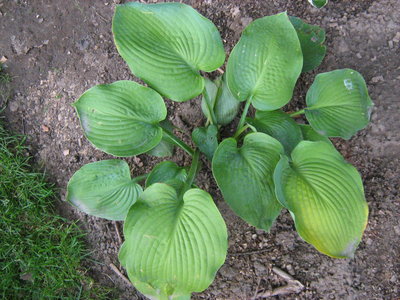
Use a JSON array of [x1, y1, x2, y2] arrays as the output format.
[[0, 123, 114, 297]]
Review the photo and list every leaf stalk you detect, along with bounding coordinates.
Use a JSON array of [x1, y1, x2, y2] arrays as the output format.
[[181, 150, 201, 197], [234, 96, 252, 138], [202, 86, 218, 125], [162, 128, 195, 156], [289, 109, 305, 117]]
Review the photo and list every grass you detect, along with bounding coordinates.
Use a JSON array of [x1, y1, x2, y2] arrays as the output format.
[[0, 66, 114, 299]]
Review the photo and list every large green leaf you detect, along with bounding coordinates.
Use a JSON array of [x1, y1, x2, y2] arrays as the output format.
[[247, 110, 303, 155], [145, 161, 187, 193], [299, 124, 332, 146], [289, 16, 326, 72], [113, 2, 225, 102], [66, 160, 142, 221], [192, 125, 218, 160], [212, 132, 283, 231], [273, 141, 368, 258], [308, 0, 328, 8], [304, 69, 373, 139], [226, 12, 303, 111], [119, 184, 227, 299], [73, 80, 166, 157], [201, 76, 240, 125]]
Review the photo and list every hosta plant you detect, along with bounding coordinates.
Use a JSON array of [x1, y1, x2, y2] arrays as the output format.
[[66, 2, 373, 299]]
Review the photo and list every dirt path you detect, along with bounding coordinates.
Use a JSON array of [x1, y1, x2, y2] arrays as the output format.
[[1, 0, 399, 299]]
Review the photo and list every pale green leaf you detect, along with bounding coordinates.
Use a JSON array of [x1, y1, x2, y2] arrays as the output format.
[[119, 184, 227, 298], [273, 141, 368, 258], [113, 2, 225, 102], [192, 125, 218, 160], [247, 110, 303, 155], [289, 16, 326, 72], [73, 80, 166, 157], [212, 132, 283, 231], [305, 69, 373, 139], [66, 160, 142, 221], [226, 12, 303, 111]]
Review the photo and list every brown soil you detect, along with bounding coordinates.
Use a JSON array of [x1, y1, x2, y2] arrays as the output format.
[[1, 0, 399, 299]]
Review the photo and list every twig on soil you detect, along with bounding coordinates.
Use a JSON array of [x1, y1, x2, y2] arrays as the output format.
[[109, 263, 132, 286], [253, 278, 262, 300], [217, 67, 224, 74], [253, 267, 304, 299], [114, 221, 123, 245]]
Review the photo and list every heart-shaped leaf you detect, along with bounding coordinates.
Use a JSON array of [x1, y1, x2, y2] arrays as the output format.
[[308, 0, 328, 8], [201, 76, 240, 125], [299, 124, 333, 146], [192, 125, 218, 160], [73, 80, 167, 157], [66, 160, 142, 221], [212, 132, 283, 231], [146, 120, 175, 157], [247, 110, 303, 155], [273, 141, 368, 258], [226, 12, 303, 111], [119, 184, 227, 298], [304, 69, 373, 139], [145, 161, 187, 193], [113, 2, 225, 102], [289, 16, 326, 72]]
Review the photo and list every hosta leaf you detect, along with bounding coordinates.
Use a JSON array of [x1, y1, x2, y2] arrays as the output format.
[[73, 80, 166, 157], [113, 2, 225, 102], [201, 76, 240, 125], [299, 124, 332, 145], [305, 69, 373, 139], [192, 125, 218, 160], [247, 110, 303, 155], [119, 184, 227, 298], [226, 12, 303, 111], [289, 16, 326, 72], [308, 0, 328, 8], [145, 161, 187, 193], [212, 133, 283, 231], [66, 160, 142, 221], [273, 141, 368, 258], [147, 120, 175, 157]]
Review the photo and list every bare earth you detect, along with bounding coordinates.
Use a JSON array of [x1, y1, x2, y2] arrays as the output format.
[[1, 0, 399, 299]]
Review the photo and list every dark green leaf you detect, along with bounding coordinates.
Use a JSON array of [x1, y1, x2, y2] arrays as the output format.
[[299, 124, 333, 145], [113, 2, 225, 102], [212, 132, 283, 231], [146, 120, 175, 157], [308, 0, 328, 8], [73, 80, 166, 157], [67, 160, 142, 220], [192, 125, 218, 160], [145, 161, 187, 193]]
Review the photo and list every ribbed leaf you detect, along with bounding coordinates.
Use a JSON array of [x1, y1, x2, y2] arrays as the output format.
[[147, 120, 175, 157], [113, 2, 225, 102], [247, 110, 303, 155], [305, 69, 373, 139], [299, 124, 332, 146], [273, 141, 368, 258], [119, 184, 228, 298], [66, 160, 142, 221], [289, 16, 326, 72], [308, 0, 328, 8], [212, 133, 283, 231], [192, 125, 218, 160], [145, 161, 187, 193], [226, 12, 303, 111], [73, 80, 166, 157]]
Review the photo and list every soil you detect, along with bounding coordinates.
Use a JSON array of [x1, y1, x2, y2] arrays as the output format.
[[1, 0, 399, 299]]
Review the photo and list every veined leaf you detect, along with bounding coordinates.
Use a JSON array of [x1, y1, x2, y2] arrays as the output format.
[[247, 110, 303, 155], [113, 2, 225, 102], [73, 80, 166, 157], [289, 16, 326, 72], [273, 141, 368, 258], [192, 125, 218, 160], [212, 132, 283, 231], [119, 184, 227, 298], [66, 160, 142, 221], [299, 124, 332, 145], [226, 12, 303, 111], [147, 120, 175, 157], [145, 161, 187, 193], [304, 69, 373, 139], [308, 0, 328, 8]]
